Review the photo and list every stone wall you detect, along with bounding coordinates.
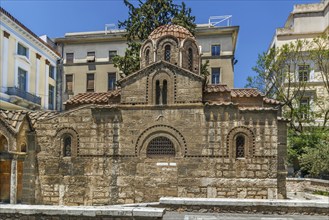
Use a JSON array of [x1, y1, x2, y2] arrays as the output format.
[[33, 104, 284, 205], [120, 63, 203, 105], [286, 178, 329, 193]]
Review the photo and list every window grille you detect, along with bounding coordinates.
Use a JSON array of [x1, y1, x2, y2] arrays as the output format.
[[63, 136, 72, 157], [147, 136, 175, 157], [164, 45, 171, 62], [188, 48, 193, 71], [236, 135, 245, 158]]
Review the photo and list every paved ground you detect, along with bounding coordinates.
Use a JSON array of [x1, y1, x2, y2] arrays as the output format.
[[163, 212, 329, 220]]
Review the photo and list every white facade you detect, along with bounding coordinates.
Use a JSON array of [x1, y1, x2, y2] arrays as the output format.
[[0, 7, 60, 110], [270, 0, 329, 126]]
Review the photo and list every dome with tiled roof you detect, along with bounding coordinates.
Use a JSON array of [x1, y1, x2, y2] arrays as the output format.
[[149, 24, 195, 41]]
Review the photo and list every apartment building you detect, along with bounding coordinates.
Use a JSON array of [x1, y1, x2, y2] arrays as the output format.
[[55, 20, 239, 106], [269, 0, 329, 126], [0, 7, 60, 110]]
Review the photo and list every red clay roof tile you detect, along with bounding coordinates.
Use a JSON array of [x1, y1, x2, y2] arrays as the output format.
[[149, 24, 195, 41]]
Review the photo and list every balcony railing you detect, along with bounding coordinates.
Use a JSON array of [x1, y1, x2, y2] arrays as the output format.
[[6, 87, 41, 105]]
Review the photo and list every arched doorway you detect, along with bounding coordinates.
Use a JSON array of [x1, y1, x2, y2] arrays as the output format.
[[0, 134, 10, 203]]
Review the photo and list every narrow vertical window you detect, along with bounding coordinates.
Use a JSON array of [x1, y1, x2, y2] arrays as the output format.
[[49, 65, 55, 79], [108, 72, 116, 91], [66, 53, 74, 64], [156, 80, 160, 105], [211, 45, 220, 56], [65, 74, 73, 93], [48, 84, 54, 110], [18, 68, 27, 92], [164, 45, 171, 62], [211, 68, 220, 84], [300, 98, 310, 119], [145, 49, 150, 65], [298, 65, 309, 82], [86, 73, 95, 92], [188, 48, 193, 71], [236, 135, 245, 158], [162, 80, 167, 105], [109, 50, 117, 63], [63, 136, 72, 157]]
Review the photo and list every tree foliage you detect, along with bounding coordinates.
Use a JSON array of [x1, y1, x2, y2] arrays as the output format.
[[113, 0, 196, 76], [246, 35, 329, 133], [247, 35, 329, 178]]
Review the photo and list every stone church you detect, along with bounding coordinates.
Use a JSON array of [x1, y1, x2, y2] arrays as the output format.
[[0, 25, 287, 205]]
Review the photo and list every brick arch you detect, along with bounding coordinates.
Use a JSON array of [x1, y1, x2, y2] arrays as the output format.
[[0, 129, 15, 152], [147, 69, 177, 105], [181, 38, 200, 74], [140, 39, 155, 68], [226, 126, 255, 158], [55, 127, 79, 157], [135, 125, 187, 158], [156, 36, 180, 65], [0, 132, 10, 152]]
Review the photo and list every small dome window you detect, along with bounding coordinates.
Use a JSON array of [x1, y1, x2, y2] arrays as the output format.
[[164, 45, 171, 62], [188, 48, 193, 71], [145, 49, 150, 65], [236, 135, 245, 158], [63, 135, 72, 157]]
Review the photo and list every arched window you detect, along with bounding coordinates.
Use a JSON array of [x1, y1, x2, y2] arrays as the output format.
[[147, 136, 175, 157], [63, 135, 72, 157], [162, 80, 167, 105], [156, 80, 160, 105], [236, 135, 245, 158], [0, 134, 8, 152], [164, 45, 171, 62], [145, 49, 150, 65], [188, 48, 193, 71]]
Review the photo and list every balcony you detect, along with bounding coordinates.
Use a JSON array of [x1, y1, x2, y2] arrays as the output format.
[[6, 87, 41, 105]]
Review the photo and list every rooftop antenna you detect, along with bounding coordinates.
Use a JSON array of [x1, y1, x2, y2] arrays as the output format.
[[208, 15, 232, 27], [105, 24, 116, 34]]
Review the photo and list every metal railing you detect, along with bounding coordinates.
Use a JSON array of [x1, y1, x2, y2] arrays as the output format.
[[6, 87, 41, 105]]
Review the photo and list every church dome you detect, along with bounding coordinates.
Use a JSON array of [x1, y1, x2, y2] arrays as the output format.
[[149, 24, 195, 41]]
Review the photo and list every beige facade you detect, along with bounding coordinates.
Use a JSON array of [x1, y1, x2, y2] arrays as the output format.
[[0, 8, 60, 111], [270, 0, 329, 126], [55, 25, 238, 107]]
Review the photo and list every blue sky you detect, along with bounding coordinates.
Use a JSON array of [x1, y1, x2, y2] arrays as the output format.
[[1, 0, 320, 88]]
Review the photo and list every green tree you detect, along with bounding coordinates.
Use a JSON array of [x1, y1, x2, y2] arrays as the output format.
[[246, 35, 329, 133], [247, 35, 329, 177], [299, 130, 329, 178], [113, 0, 196, 76]]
